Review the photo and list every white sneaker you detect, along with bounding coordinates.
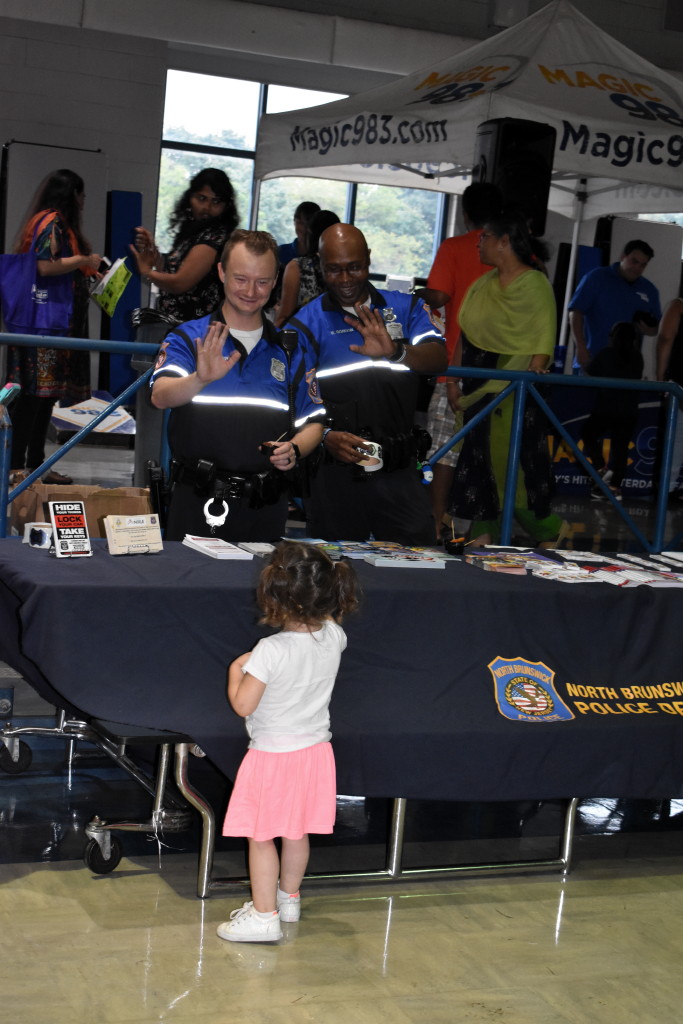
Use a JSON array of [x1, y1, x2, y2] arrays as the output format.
[[217, 902, 282, 943], [277, 888, 301, 922]]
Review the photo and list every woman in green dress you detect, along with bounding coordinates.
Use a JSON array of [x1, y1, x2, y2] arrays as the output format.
[[449, 211, 567, 546]]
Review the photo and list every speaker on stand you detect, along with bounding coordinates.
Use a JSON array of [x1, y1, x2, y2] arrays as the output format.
[[471, 118, 556, 236]]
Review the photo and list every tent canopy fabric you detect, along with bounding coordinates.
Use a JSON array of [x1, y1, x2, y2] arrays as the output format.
[[255, 0, 683, 218]]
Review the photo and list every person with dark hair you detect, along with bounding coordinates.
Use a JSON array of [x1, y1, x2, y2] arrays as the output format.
[[130, 167, 239, 322], [414, 182, 503, 538], [449, 211, 567, 546], [569, 238, 660, 370], [288, 223, 447, 545], [150, 229, 325, 542], [581, 321, 644, 502], [7, 168, 103, 483], [277, 201, 321, 268], [217, 540, 358, 943], [274, 210, 340, 327]]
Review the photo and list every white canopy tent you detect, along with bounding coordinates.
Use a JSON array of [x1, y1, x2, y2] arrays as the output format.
[[255, 0, 683, 356], [255, 0, 683, 219]]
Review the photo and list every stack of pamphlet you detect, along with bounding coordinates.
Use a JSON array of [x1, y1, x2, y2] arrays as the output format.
[[293, 539, 454, 568], [464, 548, 556, 574], [182, 535, 254, 559], [236, 542, 276, 558]]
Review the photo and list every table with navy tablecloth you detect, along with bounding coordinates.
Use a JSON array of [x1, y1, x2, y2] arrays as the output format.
[[1, 538, 682, 802]]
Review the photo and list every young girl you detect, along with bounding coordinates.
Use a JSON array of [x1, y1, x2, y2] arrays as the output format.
[[217, 541, 359, 943]]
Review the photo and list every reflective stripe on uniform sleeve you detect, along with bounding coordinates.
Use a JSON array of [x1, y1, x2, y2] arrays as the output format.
[[295, 408, 327, 428], [316, 360, 411, 380], [411, 330, 444, 345], [151, 363, 189, 381]]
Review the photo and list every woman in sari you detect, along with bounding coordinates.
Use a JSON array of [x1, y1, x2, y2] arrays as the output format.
[[8, 168, 102, 482], [449, 211, 567, 546]]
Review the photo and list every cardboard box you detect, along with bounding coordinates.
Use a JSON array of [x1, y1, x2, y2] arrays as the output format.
[[10, 483, 152, 539]]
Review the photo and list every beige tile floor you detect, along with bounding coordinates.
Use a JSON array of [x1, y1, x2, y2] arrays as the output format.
[[2, 850, 683, 1022]]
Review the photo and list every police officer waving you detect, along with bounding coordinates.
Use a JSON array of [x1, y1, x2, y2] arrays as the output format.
[[151, 230, 325, 542], [288, 224, 447, 545]]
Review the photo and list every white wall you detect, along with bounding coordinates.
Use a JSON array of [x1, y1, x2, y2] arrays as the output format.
[[0, 16, 167, 237]]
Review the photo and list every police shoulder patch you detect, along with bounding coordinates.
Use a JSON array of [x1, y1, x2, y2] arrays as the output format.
[[306, 367, 323, 404]]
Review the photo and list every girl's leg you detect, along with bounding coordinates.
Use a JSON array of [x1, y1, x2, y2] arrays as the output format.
[[280, 834, 310, 895], [247, 838, 280, 912]]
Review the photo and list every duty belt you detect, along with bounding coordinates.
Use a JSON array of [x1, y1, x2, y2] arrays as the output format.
[[174, 459, 283, 508]]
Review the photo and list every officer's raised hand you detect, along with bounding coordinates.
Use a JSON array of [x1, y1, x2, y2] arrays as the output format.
[[196, 322, 241, 384], [150, 321, 240, 410], [346, 304, 396, 359]]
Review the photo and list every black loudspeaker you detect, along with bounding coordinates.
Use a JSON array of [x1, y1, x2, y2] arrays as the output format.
[[471, 118, 556, 236]]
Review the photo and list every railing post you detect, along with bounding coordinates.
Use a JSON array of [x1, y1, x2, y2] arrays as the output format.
[[0, 405, 12, 539], [653, 391, 678, 552], [500, 381, 526, 545]]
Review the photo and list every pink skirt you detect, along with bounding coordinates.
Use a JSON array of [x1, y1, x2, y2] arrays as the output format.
[[222, 741, 337, 841]]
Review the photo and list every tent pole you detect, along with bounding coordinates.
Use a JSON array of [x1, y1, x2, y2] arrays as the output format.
[[249, 177, 261, 230], [561, 178, 587, 373]]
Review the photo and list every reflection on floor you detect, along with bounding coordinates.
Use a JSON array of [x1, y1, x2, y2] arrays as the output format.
[[3, 687, 683, 1023], [3, 442, 683, 1021]]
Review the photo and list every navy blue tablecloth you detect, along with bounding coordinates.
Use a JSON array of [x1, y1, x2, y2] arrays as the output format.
[[1, 538, 682, 800]]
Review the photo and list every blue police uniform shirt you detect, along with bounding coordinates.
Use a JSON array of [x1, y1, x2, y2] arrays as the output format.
[[151, 310, 324, 473], [289, 285, 444, 439], [569, 262, 661, 366], [278, 239, 298, 266]]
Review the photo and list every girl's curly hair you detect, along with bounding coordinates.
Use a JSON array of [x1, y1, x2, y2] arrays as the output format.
[[257, 541, 359, 629]]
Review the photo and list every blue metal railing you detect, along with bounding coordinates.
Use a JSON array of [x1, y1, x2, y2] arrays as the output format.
[[425, 367, 683, 553], [0, 332, 161, 537], [2, 333, 682, 551]]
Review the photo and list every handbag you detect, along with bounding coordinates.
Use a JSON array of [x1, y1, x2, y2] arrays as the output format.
[[0, 215, 73, 335]]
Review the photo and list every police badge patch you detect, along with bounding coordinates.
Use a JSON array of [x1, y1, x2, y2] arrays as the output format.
[[270, 358, 286, 382], [488, 656, 574, 723], [306, 367, 323, 404], [382, 308, 404, 340]]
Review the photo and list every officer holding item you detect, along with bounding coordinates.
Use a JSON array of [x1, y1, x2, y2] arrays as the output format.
[[151, 229, 325, 542], [287, 223, 447, 544]]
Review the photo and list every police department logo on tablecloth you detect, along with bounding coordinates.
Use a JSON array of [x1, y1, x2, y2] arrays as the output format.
[[488, 656, 574, 723], [270, 358, 286, 382]]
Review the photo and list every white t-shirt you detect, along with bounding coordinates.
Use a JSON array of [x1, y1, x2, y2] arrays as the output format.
[[243, 620, 347, 752]]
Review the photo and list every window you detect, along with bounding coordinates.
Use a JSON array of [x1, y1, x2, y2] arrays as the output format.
[[158, 71, 446, 279], [354, 183, 443, 281], [156, 71, 261, 249]]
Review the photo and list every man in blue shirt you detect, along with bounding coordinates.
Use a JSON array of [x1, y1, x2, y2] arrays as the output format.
[[569, 239, 661, 371], [288, 224, 447, 544], [151, 229, 325, 541]]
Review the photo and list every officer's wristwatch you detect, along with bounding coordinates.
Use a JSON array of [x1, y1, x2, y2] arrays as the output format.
[[387, 339, 408, 363]]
